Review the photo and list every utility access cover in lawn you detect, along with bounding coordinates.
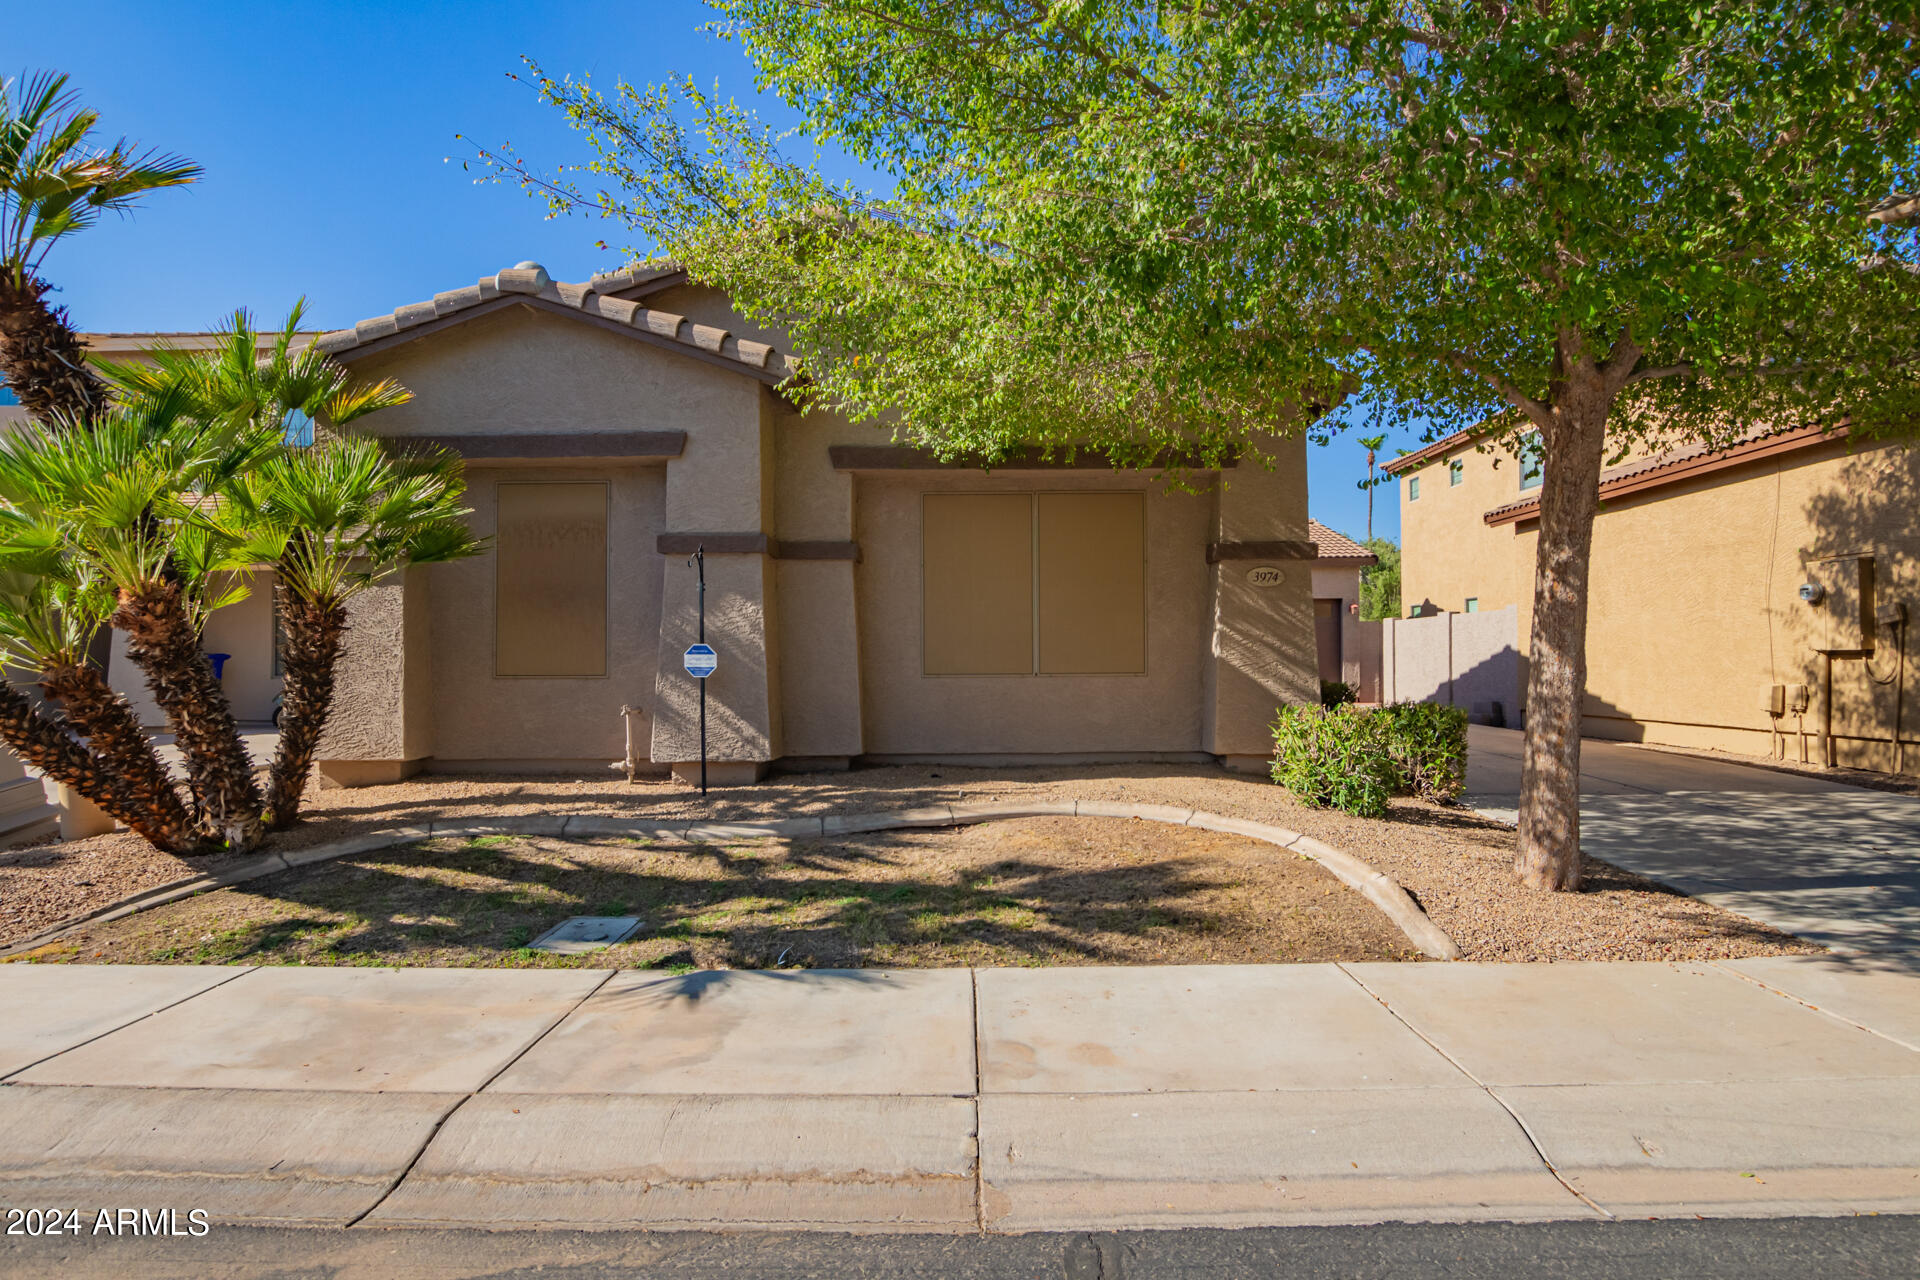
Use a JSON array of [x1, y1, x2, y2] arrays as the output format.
[[528, 917, 642, 954]]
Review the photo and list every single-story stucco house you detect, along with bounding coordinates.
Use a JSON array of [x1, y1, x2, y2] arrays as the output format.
[[278, 260, 1325, 786]]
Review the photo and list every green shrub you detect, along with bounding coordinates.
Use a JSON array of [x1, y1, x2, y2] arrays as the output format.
[[1269, 700, 1470, 815], [1319, 678, 1358, 708], [1377, 701, 1469, 802], [1269, 704, 1399, 818]]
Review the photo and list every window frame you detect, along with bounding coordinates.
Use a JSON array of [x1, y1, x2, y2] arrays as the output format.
[[1408, 474, 1421, 501], [1518, 433, 1544, 491], [1449, 459, 1464, 486]]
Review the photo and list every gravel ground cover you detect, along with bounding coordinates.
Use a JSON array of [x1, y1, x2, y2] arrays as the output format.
[[1, 761, 1820, 962], [22, 817, 1418, 968]]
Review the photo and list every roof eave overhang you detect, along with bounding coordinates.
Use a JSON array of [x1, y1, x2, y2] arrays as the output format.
[[332, 294, 792, 390], [1483, 424, 1848, 528]]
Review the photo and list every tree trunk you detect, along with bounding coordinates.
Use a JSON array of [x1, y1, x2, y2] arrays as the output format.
[[38, 661, 198, 853], [0, 680, 158, 843], [113, 580, 263, 849], [1513, 372, 1612, 891], [0, 272, 111, 425], [264, 593, 347, 830]]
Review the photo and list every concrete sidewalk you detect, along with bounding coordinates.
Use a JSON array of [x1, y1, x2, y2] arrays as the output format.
[[3, 958, 1918, 1233], [1466, 726, 1920, 958]]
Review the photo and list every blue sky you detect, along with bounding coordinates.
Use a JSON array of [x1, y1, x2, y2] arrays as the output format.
[[13, 0, 1419, 542]]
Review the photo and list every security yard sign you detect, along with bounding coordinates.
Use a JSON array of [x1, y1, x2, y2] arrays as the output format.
[[683, 643, 718, 678]]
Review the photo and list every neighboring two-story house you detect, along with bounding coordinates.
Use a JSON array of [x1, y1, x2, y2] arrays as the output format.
[[1386, 423, 1918, 774]]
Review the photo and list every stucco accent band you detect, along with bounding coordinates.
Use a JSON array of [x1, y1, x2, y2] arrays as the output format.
[[654, 534, 861, 561], [658, 532, 771, 556], [402, 431, 688, 460], [1206, 540, 1320, 563], [828, 445, 1239, 472]]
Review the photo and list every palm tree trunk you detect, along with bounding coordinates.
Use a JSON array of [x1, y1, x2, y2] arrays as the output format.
[[0, 272, 111, 425], [0, 680, 164, 846], [113, 580, 263, 849], [38, 661, 197, 852], [264, 594, 347, 830]]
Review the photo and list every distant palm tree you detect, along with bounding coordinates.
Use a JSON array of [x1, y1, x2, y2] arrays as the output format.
[[1356, 433, 1388, 541], [0, 70, 200, 422]]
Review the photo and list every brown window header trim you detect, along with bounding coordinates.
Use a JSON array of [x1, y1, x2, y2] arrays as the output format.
[[655, 533, 861, 561], [1483, 424, 1846, 527], [1206, 540, 1320, 563], [395, 430, 687, 460], [829, 444, 1238, 472]]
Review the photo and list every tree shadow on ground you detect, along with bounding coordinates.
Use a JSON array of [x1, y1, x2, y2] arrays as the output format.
[[89, 825, 1413, 969]]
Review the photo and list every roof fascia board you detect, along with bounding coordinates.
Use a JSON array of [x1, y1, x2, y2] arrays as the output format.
[[1483, 425, 1846, 527], [333, 295, 790, 387]]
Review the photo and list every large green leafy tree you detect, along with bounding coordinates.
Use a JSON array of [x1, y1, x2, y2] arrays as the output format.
[[492, 1, 1920, 889]]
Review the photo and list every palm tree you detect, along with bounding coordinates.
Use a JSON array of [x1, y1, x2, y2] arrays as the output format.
[[217, 439, 479, 828], [0, 394, 279, 848], [0, 566, 195, 850], [106, 307, 472, 830], [1355, 433, 1388, 541], [0, 71, 200, 423]]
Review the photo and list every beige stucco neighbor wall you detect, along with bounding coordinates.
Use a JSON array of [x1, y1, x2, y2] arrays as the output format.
[[1397, 441, 1532, 618], [425, 465, 665, 769], [1397, 427, 1918, 773], [855, 471, 1214, 758], [1310, 565, 1367, 690], [1514, 438, 1920, 771]]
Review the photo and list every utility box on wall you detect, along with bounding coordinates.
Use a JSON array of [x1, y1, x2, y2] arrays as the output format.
[[1805, 554, 1876, 656]]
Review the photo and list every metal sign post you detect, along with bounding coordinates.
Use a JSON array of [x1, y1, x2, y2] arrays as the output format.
[[683, 547, 716, 796]]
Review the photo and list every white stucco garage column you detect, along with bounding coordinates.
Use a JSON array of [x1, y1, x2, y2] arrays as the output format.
[[1204, 434, 1319, 771], [650, 387, 782, 784]]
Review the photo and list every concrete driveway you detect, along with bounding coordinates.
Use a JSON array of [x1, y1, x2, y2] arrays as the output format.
[[1466, 727, 1920, 960]]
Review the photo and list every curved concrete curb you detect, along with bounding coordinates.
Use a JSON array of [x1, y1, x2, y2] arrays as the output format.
[[1, 801, 1461, 962]]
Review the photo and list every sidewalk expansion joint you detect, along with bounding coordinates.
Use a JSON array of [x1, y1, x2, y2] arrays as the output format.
[[1709, 960, 1920, 1055], [1332, 962, 1614, 1221], [0, 964, 257, 1085], [343, 967, 617, 1229], [970, 967, 985, 1232]]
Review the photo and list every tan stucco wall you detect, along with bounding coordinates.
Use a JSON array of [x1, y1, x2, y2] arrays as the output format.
[[1310, 565, 1366, 689], [1514, 438, 1920, 770], [855, 471, 1215, 757], [1205, 437, 1320, 759], [354, 304, 756, 440], [1399, 429, 1919, 772], [425, 465, 665, 767], [1398, 440, 1533, 617]]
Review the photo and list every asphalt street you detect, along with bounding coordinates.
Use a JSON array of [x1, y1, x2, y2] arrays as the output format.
[[4, 1217, 1918, 1279]]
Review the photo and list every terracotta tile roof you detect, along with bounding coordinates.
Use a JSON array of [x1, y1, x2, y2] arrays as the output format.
[[1482, 422, 1845, 526], [1308, 519, 1377, 565], [1381, 428, 1482, 475], [310, 261, 795, 382]]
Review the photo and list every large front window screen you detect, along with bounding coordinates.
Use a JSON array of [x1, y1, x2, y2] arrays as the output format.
[[495, 481, 609, 677], [922, 491, 1146, 676]]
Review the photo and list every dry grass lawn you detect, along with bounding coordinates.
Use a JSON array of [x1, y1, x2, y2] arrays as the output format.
[[23, 817, 1420, 968], [2, 760, 1822, 963]]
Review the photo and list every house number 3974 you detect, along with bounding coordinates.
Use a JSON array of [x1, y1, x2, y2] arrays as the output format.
[[1245, 566, 1285, 587]]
